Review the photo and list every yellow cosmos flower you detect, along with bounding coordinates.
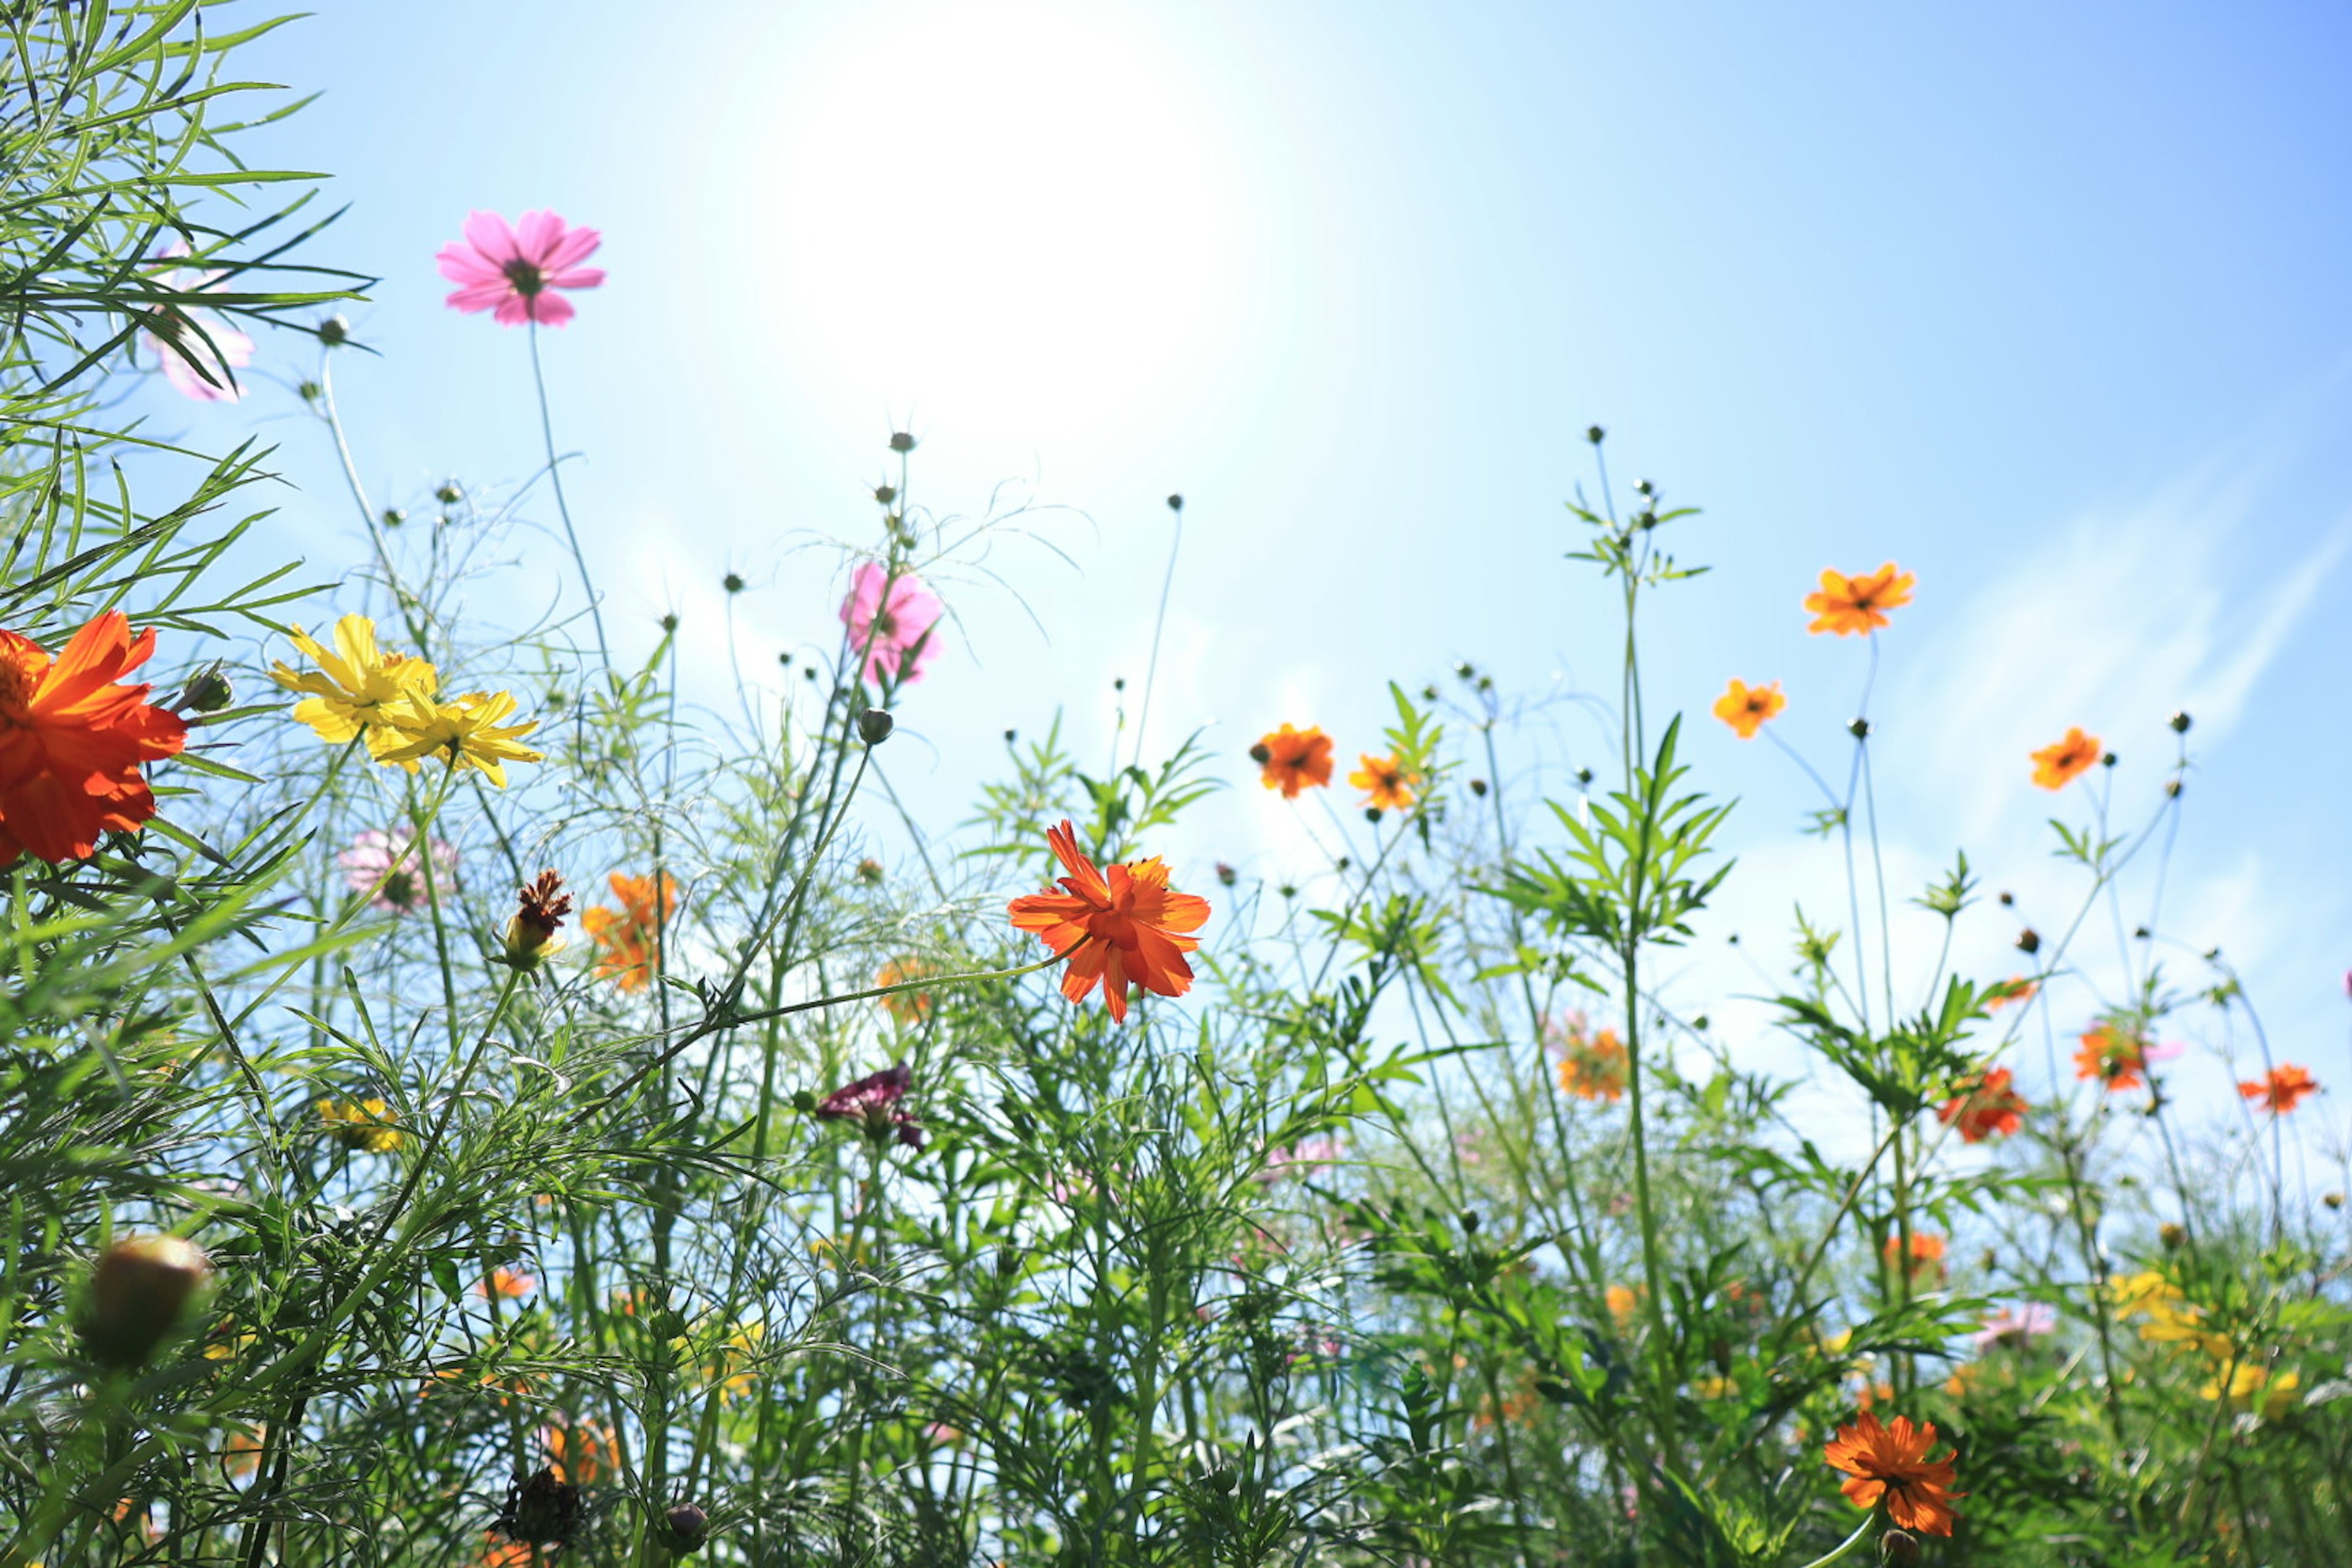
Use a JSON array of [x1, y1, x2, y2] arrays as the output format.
[[374, 690, 543, 787], [318, 1096, 403, 1153], [270, 614, 439, 763]]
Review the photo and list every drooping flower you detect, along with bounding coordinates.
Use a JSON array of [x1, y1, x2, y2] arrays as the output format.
[[318, 1097, 403, 1153], [1006, 819, 1211, 1022], [814, 1060, 924, 1148], [374, 690, 544, 787], [2030, 726, 2102, 791], [142, 247, 255, 402], [1711, 678, 1786, 739], [1547, 1012, 1629, 1102], [839, 562, 944, 686], [436, 210, 605, 327], [337, 827, 459, 914], [1804, 563, 1916, 636], [270, 615, 440, 763], [0, 611, 188, 864], [1822, 1410, 1964, 1536], [1252, 723, 1335, 798], [1937, 1067, 2029, 1143], [1970, 1302, 2058, 1351], [1348, 752, 1417, 812], [580, 872, 679, 992], [2238, 1063, 2318, 1114], [502, 871, 573, 971]]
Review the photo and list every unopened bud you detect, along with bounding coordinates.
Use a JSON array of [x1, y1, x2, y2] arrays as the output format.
[[381, 508, 405, 528], [1879, 1528, 1921, 1567], [177, 666, 233, 714], [1575, 767, 1594, 786], [1166, 494, 1183, 511], [297, 379, 322, 402], [855, 858, 884, 885], [83, 1235, 211, 1367], [661, 612, 680, 634], [2102, 752, 2118, 768], [1460, 1210, 1480, 1234], [2169, 710, 2192, 734], [858, 708, 894, 746], [1215, 861, 1237, 887], [873, 484, 896, 505], [661, 1502, 710, 1553], [1363, 808, 1384, 825], [317, 315, 350, 347], [2016, 928, 2041, 955], [1998, 890, 2014, 906], [502, 872, 571, 972], [2160, 1222, 2188, 1250], [435, 481, 464, 506], [888, 431, 916, 453], [1586, 424, 1605, 445], [1849, 717, 1871, 739], [723, 573, 745, 594], [2165, 778, 2182, 798], [2324, 1191, 2345, 1210], [1247, 742, 1272, 765], [1469, 778, 1488, 797]]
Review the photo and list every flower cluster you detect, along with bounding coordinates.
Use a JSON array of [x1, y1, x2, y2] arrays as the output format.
[[271, 614, 543, 786], [1248, 723, 1418, 813]]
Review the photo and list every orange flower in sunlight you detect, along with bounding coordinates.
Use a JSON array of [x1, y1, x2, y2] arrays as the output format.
[[1937, 1068, 2028, 1144], [1883, 1232, 1946, 1282], [479, 1267, 535, 1299], [2030, 726, 2102, 790], [1711, 678, 1786, 740], [1006, 819, 1211, 1023], [2073, 1020, 2174, 1091], [1986, 976, 2038, 1011], [469, 1540, 537, 1568], [875, 957, 937, 1022], [581, 871, 679, 992], [0, 611, 188, 864], [1348, 752, 1417, 812], [1822, 1411, 1964, 1536], [2239, 1064, 2318, 1115], [1804, 563, 1915, 636], [1605, 1284, 1641, 1324], [1251, 723, 1335, 799], [1548, 1013, 1629, 1102]]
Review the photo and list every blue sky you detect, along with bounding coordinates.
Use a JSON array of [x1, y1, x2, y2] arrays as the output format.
[[160, 1, 2351, 1146]]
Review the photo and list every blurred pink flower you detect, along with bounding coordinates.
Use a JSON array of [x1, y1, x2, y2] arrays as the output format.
[[1970, 1302, 2058, 1350], [143, 248, 254, 401], [1257, 1136, 1343, 1183], [337, 827, 458, 914], [436, 210, 605, 327], [815, 1061, 923, 1148], [839, 562, 944, 686]]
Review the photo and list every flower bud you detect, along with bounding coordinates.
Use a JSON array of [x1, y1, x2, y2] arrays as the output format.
[[1849, 717, 1871, 739], [83, 1234, 211, 1367], [1469, 778, 1488, 796], [2016, 927, 2041, 954], [1879, 1528, 1921, 1567], [888, 431, 916, 453], [1247, 742, 1272, 765], [661, 1502, 710, 1554], [2324, 1191, 2344, 1210], [382, 508, 405, 528], [661, 612, 680, 634], [1586, 425, 1606, 445], [1214, 861, 1237, 888], [2101, 751, 2117, 768], [502, 871, 572, 972], [856, 858, 884, 886], [1166, 494, 1183, 511], [435, 481, 464, 506], [2165, 778, 2182, 798], [723, 573, 745, 594], [2169, 710, 2192, 734], [2160, 1221, 2188, 1250], [317, 315, 350, 347], [858, 708, 894, 746], [1998, 890, 2014, 906], [1575, 767, 1594, 786], [177, 665, 234, 714], [297, 379, 322, 402]]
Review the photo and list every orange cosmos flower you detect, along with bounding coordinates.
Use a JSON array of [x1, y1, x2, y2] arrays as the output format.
[[2030, 726, 2102, 790], [543, 1419, 616, 1485], [0, 611, 188, 864], [1604, 1283, 1641, 1323], [1822, 1410, 1964, 1536], [1937, 1067, 2029, 1143], [1348, 752, 1416, 812], [581, 872, 680, 992], [1711, 678, 1786, 740], [479, 1266, 535, 1299], [1548, 1013, 1629, 1102], [1804, 563, 1915, 636], [875, 957, 937, 1022], [1252, 723, 1334, 799], [1986, 976, 2038, 1011], [1883, 1232, 1947, 1282], [2073, 1020, 2175, 1091], [1006, 819, 1211, 1022], [2239, 1064, 2318, 1115]]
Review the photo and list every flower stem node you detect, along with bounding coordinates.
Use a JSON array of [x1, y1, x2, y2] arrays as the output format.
[[660, 1503, 710, 1555], [858, 707, 895, 746], [83, 1235, 211, 1368]]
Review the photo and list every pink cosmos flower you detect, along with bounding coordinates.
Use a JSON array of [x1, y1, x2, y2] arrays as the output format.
[[143, 247, 255, 402], [337, 827, 459, 914], [435, 210, 605, 327], [1970, 1302, 2058, 1351], [1256, 1136, 1343, 1184], [815, 1061, 924, 1148], [839, 562, 944, 686]]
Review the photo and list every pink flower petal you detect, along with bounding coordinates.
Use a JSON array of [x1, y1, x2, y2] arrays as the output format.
[[546, 265, 606, 291], [515, 208, 568, 263], [461, 209, 521, 265], [435, 244, 505, 285], [526, 290, 576, 327], [492, 293, 535, 327], [538, 227, 603, 274]]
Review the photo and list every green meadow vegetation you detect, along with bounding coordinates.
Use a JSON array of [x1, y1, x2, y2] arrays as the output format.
[[2, 7, 2346, 1566]]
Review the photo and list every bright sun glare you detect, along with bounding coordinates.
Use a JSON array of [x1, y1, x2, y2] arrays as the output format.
[[766, 2, 1241, 451]]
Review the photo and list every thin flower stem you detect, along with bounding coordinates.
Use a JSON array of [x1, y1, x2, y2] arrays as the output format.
[[527, 320, 611, 677], [1791, 1513, 1875, 1568], [1129, 497, 1185, 774]]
